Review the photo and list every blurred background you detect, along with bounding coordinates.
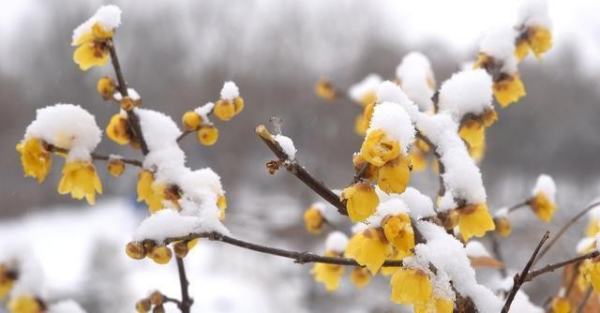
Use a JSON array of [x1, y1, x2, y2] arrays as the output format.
[[1, 0, 600, 312]]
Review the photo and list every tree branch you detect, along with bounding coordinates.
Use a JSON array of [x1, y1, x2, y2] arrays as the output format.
[[501, 231, 550, 313], [163, 231, 405, 267], [525, 251, 599, 282], [256, 124, 347, 215], [46, 144, 143, 167], [175, 257, 192, 313], [535, 201, 600, 264]]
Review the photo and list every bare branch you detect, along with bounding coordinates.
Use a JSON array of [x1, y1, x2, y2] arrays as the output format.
[[175, 258, 193, 313], [525, 251, 599, 282], [501, 231, 550, 313], [46, 144, 143, 167]]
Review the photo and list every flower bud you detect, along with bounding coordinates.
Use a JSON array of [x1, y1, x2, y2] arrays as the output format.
[[149, 246, 172, 265], [120, 97, 136, 111], [213, 100, 236, 121], [135, 299, 151, 313], [182, 111, 202, 131], [173, 241, 189, 258], [96, 76, 116, 101], [197, 126, 219, 146], [107, 158, 125, 177], [126, 241, 146, 260], [149, 291, 164, 306]]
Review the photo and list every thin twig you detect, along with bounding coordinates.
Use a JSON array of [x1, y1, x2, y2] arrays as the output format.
[[175, 257, 192, 313], [162, 295, 182, 306], [176, 130, 193, 143], [501, 231, 550, 313], [506, 200, 529, 214], [107, 41, 149, 155], [535, 201, 600, 264], [256, 124, 347, 215], [525, 251, 599, 282], [46, 144, 143, 167], [490, 234, 508, 276], [163, 231, 404, 267]]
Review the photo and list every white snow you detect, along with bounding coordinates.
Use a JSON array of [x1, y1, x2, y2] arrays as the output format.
[[576, 237, 596, 254], [479, 27, 519, 73], [220, 81, 240, 101], [274, 134, 297, 160], [437, 69, 493, 120], [72, 5, 122, 44], [509, 291, 544, 313], [48, 300, 87, 313], [400, 187, 435, 219], [348, 74, 382, 102], [133, 208, 228, 243], [367, 102, 416, 153], [416, 221, 502, 312], [194, 102, 215, 122], [395, 52, 435, 111], [325, 231, 349, 253], [494, 207, 509, 218], [113, 88, 141, 101], [367, 198, 409, 227], [135, 108, 182, 152], [517, 0, 552, 29], [465, 241, 491, 258], [24, 104, 101, 154], [532, 174, 556, 203]]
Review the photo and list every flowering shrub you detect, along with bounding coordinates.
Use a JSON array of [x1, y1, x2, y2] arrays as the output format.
[[6, 1, 600, 313]]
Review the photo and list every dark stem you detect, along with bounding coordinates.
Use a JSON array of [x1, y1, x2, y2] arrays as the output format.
[[490, 234, 508, 276], [164, 231, 405, 267], [175, 257, 193, 313], [177, 130, 193, 143], [525, 251, 599, 282], [506, 200, 529, 213], [256, 125, 347, 215], [107, 40, 149, 155], [535, 201, 600, 265], [501, 231, 550, 313], [46, 144, 143, 167]]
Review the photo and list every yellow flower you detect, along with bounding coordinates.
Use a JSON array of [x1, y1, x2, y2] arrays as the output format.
[[414, 297, 454, 313], [8, 295, 42, 313], [341, 183, 379, 222], [72, 23, 113, 71], [359, 90, 377, 107], [303, 206, 325, 234], [377, 156, 411, 194], [107, 158, 125, 177], [459, 119, 486, 161], [96, 76, 115, 100], [16, 138, 52, 183], [182, 111, 202, 131], [58, 161, 103, 205], [380, 249, 410, 276], [586, 218, 600, 237], [457, 203, 495, 241], [580, 259, 600, 292], [354, 102, 376, 136], [311, 251, 345, 291], [551, 296, 571, 313], [106, 114, 131, 145], [529, 192, 557, 222], [197, 126, 219, 146], [516, 26, 553, 61], [352, 154, 378, 182], [350, 267, 371, 289], [136, 170, 166, 213], [382, 213, 415, 255], [345, 228, 391, 274], [493, 75, 526, 108], [315, 79, 337, 101], [390, 267, 432, 306], [494, 217, 512, 237], [359, 129, 401, 167], [217, 194, 227, 221], [213, 100, 236, 121]]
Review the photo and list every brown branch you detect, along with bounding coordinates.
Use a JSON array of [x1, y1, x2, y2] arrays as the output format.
[[256, 124, 347, 215], [46, 144, 143, 167], [107, 40, 149, 155], [175, 257, 192, 313], [490, 234, 508, 277], [506, 199, 529, 214], [176, 130, 193, 143], [525, 251, 599, 282], [501, 231, 550, 313], [163, 231, 404, 267], [535, 201, 600, 265]]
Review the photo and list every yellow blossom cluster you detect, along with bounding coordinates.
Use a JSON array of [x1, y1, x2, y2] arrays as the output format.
[[126, 240, 199, 265], [135, 291, 166, 313], [458, 109, 498, 162]]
